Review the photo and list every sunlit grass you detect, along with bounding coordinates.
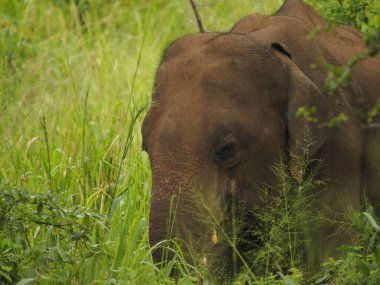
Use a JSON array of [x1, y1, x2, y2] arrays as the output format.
[[0, 1, 284, 283]]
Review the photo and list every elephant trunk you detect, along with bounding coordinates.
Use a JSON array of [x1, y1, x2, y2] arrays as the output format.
[[148, 151, 198, 261], [149, 195, 176, 263], [151, 181, 245, 282], [148, 156, 230, 267]]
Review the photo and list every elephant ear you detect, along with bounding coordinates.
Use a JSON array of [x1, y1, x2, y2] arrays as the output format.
[[271, 42, 332, 182]]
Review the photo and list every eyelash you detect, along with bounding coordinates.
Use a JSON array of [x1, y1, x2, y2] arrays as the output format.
[[215, 135, 241, 166]]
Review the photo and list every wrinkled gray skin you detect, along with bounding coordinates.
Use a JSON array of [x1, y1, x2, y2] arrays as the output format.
[[142, 0, 380, 274]]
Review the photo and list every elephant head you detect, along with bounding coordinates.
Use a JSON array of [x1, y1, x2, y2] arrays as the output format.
[[142, 32, 331, 273]]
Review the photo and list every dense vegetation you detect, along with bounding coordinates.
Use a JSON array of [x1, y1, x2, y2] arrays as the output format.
[[0, 0, 379, 284]]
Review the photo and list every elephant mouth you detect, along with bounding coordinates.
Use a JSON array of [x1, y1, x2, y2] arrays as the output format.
[[149, 189, 264, 277]]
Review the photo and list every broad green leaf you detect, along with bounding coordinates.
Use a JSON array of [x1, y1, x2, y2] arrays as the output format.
[[374, 246, 380, 266], [337, 246, 364, 256], [363, 212, 380, 231], [278, 272, 299, 285], [16, 278, 35, 285], [0, 270, 12, 282], [359, 260, 370, 277]]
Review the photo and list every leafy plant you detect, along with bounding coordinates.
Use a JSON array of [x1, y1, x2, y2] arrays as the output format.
[[246, 145, 323, 279], [305, 0, 380, 128], [0, 187, 107, 284], [317, 208, 380, 285]]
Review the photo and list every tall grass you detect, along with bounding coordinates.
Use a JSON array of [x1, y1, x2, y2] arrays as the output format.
[[0, 1, 284, 284], [1, 1, 380, 284]]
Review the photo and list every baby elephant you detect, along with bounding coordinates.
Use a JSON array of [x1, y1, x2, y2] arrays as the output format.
[[142, 0, 380, 277]]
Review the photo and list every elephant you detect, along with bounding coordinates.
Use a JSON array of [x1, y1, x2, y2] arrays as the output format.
[[142, 0, 380, 277]]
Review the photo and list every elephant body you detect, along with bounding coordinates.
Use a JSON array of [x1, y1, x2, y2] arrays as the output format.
[[142, 0, 380, 276]]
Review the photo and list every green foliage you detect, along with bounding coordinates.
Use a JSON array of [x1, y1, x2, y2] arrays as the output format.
[[366, 28, 380, 56], [306, 0, 380, 33], [306, 0, 380, 128], [241, 146, 325, 284], [317, 209, 380, 284], [295, 106, 318, 123], [324, 51, 369, 96], [307, 0, 380, 96], [366, 100, 380, 124], [326, 112, 349, 128], [0, 187, 107, 284]]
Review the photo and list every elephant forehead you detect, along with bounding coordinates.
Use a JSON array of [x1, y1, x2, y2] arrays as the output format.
[[156, 33, 273, 96], [156, 54, 206, 89], [200, 63, 288, 116], [157, 54, 283, 104], [150, 58, 287, 141], [162, 32, 264, 63], [151, 99, 283, 151]]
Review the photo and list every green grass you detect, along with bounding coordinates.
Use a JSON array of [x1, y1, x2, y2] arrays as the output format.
[[1, 1, 380, 284]]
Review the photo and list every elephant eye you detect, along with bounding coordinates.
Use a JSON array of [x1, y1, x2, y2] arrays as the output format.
[[215, 135, 241, 166]]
